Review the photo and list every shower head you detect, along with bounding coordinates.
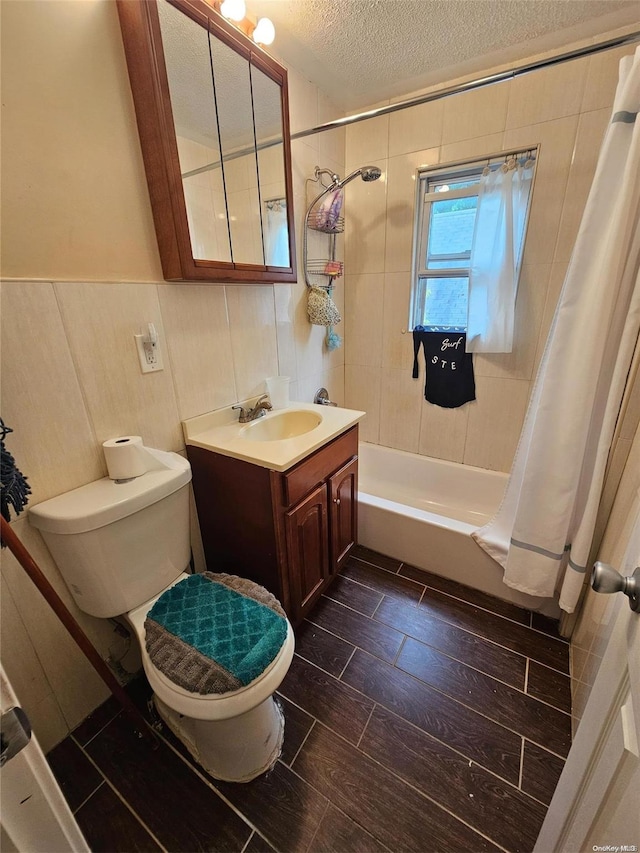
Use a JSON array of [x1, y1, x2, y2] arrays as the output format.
[[361, 166, 382, 182], [336, 165, 382, 189]]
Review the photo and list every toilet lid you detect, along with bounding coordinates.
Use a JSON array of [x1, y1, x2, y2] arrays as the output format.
[[144, 572, 288, 696]]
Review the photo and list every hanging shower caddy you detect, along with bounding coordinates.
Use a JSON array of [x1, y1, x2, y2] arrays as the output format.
[[304, 167, 345, 289], [303, 167, 346, 350], [304, 165, 382, 349]]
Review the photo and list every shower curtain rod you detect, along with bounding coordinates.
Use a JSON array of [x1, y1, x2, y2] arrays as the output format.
[[292, 30, 640, 141]]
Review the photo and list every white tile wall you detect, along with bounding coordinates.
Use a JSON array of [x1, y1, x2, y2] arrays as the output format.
[[346, 108, 390, 164], [343, 161, 389, 275], [0, 282, 105, 505], [417, 397, 469, 463], [388, 100, 444, 158], [385, 149, 440, 273], [503, 115, 580, 266], [344, 273, 385, 368], [158, 284, 236, 419], [344, 43, 634, 473], [463, 376, 531, 471], [581, 44, 634, 113], [442, 83, 510, 145], [345, 364, 381, 444], [505, 57, 589, 129], [226, 285, 280, 399], [55, 281, 184, 452], [381, 272, 414, 370], [1, 519, 112, 745], [379, 367, 423, 453], [554, 108, 611, 265]]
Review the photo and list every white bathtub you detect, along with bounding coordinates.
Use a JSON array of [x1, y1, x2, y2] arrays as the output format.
[[357, 442, 559, 615]]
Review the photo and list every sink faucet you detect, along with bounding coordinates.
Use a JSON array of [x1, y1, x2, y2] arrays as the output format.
[[232, 394, 272, 423]]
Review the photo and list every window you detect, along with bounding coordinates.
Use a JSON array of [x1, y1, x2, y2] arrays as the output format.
[[411, 167, 482, 332], [409, 153, 536, 348]]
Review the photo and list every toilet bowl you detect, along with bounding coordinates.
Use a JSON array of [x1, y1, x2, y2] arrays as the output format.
[[126, 574, 295, 781], [29, 452, 294, 782]]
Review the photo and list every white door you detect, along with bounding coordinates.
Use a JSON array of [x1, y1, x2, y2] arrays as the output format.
[[535, 504, 640, 852], [0, 666, 89, 852]]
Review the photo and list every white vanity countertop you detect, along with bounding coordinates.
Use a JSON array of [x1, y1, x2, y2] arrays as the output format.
[[182, 401, 365, 472]]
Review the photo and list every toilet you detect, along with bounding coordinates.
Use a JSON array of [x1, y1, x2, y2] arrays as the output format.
[[28, 453, 294, 783]]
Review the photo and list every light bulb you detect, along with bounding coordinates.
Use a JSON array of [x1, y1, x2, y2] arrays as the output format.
[[220, 0, 246, 22], [252, 17, 275, 45]]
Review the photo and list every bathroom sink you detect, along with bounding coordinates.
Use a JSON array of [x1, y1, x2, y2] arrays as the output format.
[[240, 410, 322, 441], [182, 401, 365, 472]]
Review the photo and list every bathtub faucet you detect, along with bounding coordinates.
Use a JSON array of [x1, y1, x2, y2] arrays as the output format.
[[314, 388, 337, 407]]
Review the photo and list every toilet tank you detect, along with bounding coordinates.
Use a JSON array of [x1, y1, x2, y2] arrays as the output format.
[[29, 456, 192, 618]]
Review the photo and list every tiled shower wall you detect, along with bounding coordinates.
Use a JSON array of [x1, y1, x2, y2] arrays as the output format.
[[0, 0, 344, 751], [342, 38, 636, 472]]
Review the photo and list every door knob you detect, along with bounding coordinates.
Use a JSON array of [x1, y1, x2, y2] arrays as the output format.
[[590, 562, 640, 612]]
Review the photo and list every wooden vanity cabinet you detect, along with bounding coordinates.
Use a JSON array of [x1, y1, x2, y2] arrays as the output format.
[[187, 425, 358, 625]]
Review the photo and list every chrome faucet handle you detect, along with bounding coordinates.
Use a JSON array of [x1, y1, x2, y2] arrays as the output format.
[[232, 396, 272, 423], [231, 404, 248, 421], [246, 395, 272, 420]]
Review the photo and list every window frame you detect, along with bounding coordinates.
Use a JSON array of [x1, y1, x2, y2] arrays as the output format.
[[411, 165, 483, 332], [409, 150, 538, 333]]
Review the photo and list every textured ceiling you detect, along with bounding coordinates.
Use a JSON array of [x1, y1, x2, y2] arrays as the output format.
[[250, 0, 640, 110]]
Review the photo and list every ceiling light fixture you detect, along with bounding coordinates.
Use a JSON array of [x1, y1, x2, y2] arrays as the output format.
[[252, 17, 275, 46], [220, 0, 246, 22]]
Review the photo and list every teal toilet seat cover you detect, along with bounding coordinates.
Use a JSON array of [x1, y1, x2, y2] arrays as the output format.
[[144, 572, 288, 696]]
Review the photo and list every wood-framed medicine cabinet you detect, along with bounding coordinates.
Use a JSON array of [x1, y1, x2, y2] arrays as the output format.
[[117, 0, 297, 283]]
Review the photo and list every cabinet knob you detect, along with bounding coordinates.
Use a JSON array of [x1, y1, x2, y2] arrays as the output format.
[[333, 498, 341, 505]]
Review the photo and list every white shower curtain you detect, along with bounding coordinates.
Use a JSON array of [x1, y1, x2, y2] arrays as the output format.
[[466, 158, 534, 353], [473, 47, 640, 613]]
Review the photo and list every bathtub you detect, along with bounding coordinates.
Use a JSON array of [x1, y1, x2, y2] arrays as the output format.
[[357, 442, 559, 615]]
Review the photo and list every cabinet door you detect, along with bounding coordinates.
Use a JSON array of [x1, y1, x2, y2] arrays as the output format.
[[329, 456, 358, 575], [285, 483, 329, 623]]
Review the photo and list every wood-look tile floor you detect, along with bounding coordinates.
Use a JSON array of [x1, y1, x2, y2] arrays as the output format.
[[47, 546, 571, 853]]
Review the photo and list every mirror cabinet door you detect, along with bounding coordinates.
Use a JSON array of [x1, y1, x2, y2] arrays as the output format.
[[157, 0, 232, 263], [117, 0, 296, 283], [208, 31, 264, 266], [251, 62, 290, 269]]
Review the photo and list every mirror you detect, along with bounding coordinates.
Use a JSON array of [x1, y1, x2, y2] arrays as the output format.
[[117, 0, 296, 283]]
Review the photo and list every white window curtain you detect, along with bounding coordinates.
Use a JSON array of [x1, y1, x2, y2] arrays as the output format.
[[466, 158, 534, 353], [472, 46, 640, 613], [264, 198, 289, 267]]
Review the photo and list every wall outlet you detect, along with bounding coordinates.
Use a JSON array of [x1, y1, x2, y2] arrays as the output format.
[[134, 332, 164, 373]]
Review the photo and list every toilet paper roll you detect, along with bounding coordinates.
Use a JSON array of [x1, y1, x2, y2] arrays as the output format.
[[103, 436, 148, 480]]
